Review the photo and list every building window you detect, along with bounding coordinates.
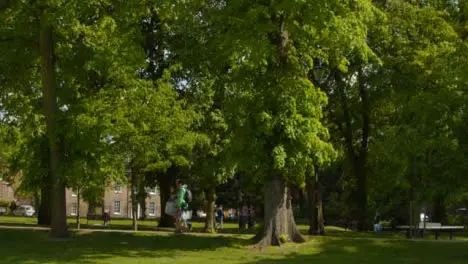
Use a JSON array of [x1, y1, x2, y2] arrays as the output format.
[[71, 189, 77, 197], [71, 203, 77, 216], [148, 186, 158, 195], [114, 201, 121, 214], [114, 184, 121, 193], [149, 201, 156, 216]]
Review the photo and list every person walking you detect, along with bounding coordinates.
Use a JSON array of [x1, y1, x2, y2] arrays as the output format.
[[216, 205, 224, 230], [175, 179, 192, 233]]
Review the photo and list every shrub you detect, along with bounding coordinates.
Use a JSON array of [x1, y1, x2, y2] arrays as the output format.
[[279, 234, 289, 244], [0, 199, 10, 208], [447, 215, 466, 226]]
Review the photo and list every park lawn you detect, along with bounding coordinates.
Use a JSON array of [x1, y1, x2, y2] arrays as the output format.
[[1, 216, 466, 240], [0, 228, 468, 264]]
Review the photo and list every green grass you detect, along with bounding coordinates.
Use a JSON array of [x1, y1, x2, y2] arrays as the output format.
[[0, 228, 468, 264], [1, 215, 466, 240], [1, 216, 467, 264]]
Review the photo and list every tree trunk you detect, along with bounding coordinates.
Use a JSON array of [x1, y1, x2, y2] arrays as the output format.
[[158, 173, 175, 228], [432, 196, 446, 224], [355, 158, 368, 231], [356, 69, 370, 232], [76, 188, 81, 229], [204, 188, 216, 233], [306, 175, 318, 235], [37, 182, 51, 226], [255, 175, 305, 246], [335, 70, 369, 231], [298, 188, 307, 220], [131, 168, 138, 231], [317, 190, 325, 235], [138, 184, 147, 220], [40, 11, 68, 238]]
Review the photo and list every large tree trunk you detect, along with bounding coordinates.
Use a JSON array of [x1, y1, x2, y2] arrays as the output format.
[[306, 175, 318, 235], [432, 196, 446, 224], [158, 172, 175, 228], [355, 158, 368, 231], [334, 70, 370, 231], [204, 187, 216, 233], [40, 11, 68, 238], [255, 175, 305, 246], [356, 70, 370, 231], [317, 189, 325, 235], [37, 182, 51, 225]]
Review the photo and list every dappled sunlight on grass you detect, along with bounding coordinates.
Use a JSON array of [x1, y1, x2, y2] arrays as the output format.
[[0, 227, 467, 264]]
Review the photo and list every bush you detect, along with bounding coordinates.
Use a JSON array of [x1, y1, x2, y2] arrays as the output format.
[[380, 220, 392, 229], [279, 234, 289, 244], [447, 215, 466, 226], [0, 199, 10, 208]]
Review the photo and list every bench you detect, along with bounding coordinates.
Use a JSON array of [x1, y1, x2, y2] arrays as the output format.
[[396, 222, 465, 240]]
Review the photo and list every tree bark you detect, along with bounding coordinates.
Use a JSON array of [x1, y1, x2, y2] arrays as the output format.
[[37, 181, 51, 226], [204, 187, 216, 233], [335, 70, 369, 231], [317, 190, 325, 235], [306, 175, 318, 235], [255, 174, 305, 246], [76, 188, 81, 229], [137, 184, 147, 220], [297, 188, 307, 220], [408, 199, 414, 238], [40, 11, 68, 238], [157, 172, 175, 228], [131, 168, 138, 231], [356, 69, 370, 231], [432, 196, 446, 224]]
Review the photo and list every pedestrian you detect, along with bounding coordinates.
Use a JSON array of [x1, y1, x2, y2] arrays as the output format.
[[248, 206, 255, 230], [239, 205, 248, 232], [175, 179, 192, 233], [216, 205, 224, 230]]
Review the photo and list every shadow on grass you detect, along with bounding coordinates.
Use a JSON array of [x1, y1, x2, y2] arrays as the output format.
[[246, 237, 468, 264], [0, 229, 250, 264]]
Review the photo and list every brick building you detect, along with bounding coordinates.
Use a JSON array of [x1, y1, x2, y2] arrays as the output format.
[[66, 184, 161, 219], [0, 177, 161, 219], [0, 178, 34, 205], [0, 180, 15, 201]]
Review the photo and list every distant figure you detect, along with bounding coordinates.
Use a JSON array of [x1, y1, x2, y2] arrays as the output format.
[[248, 206, 255, 229], [373, 216, 382, 232], [239, 205, 249, 232], [420, 213, 427, 222], [103, 209, 110, 227], [216, 205, 224, 229], [228, 209, 233, 220], [175, 179, 192, 233]]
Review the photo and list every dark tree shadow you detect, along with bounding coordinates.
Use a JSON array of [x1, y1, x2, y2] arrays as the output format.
[[0, 229, 250, 264]]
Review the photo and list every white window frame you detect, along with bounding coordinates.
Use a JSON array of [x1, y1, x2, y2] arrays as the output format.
[[148, 186, 158, 195], [71, 202, 77, 216], [114, 184, 122, 193], [114, 201, 121, 215], [71, 189, 77, 197], [149, 201, 156, 216]]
